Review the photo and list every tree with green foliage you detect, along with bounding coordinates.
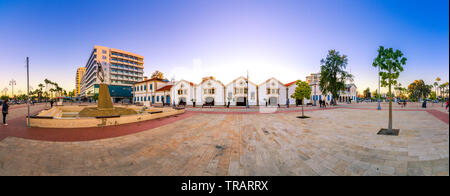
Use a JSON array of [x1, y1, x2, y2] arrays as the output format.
[[68, 91, 75, 98], [291, 80, 311, 118], [372, 89, 381, 100], [372, 46, 406, 134], [429, 91, 437, 100], [0, 95, 10, 101], [363, 87, 371, 99], [93, 94, 99, 101], [408, 80, 432, 101], [319, 50, 353, 105]]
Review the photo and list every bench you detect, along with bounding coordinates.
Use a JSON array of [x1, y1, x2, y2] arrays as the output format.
[[202, 102, 214, 108]]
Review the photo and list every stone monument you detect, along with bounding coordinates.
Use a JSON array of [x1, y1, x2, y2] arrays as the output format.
[[96, 61, 113, 109], [79, 61, 137, 117]]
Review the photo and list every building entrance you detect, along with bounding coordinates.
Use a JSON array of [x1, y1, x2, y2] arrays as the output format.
[[236, 97, 247, 106]]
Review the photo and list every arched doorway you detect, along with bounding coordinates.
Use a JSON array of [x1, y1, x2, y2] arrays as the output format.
[[236, 97, 246, 106], [205, 97, 214, 106], [178, 97, 186, 105]]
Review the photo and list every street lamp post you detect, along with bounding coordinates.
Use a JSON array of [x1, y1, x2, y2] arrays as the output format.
[[246, 70, 249, 109], [9, 79, 16, 98], [377, 66, 381, 110], [26, 57, 30, 127]]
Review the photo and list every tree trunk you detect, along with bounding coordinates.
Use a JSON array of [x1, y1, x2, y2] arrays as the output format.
[[302, 104, 304, 117]]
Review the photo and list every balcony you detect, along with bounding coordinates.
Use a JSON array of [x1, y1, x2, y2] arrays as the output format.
[[111, 53, 143, 64]]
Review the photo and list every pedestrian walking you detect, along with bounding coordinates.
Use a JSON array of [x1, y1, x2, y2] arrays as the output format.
[[2, 99, 9, 126], [50, 99, 54, 108]]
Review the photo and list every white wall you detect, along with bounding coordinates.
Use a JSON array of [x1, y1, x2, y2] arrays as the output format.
[[258, 78, 285, 106], [225, 77, 258, 105], [172, 80, 195, 105], [196, 79, 225, 106]]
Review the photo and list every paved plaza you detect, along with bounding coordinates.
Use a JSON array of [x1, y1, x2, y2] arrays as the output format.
[[0, 103, 448, 176]]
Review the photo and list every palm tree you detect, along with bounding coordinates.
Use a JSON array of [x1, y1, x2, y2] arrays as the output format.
[[434, 82, 439, 96], [44, 79, 50, 100], [436, 77, 441, 97], [38, 83, 44, 101], [57, 87, 63, 97], [444, 82, 449, 100]]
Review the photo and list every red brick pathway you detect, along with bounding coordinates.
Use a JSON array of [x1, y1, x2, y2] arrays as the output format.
[[426, 110, 449, 124], [0, 112, 195, 142]]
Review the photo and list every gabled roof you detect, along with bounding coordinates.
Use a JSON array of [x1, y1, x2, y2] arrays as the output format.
[[225, 76, 257, 86], [198, 76, 225, 87], [258, 77, 285, 86], [174, 79, 196, 87], [156, 85, 173, 92], [284, 81, 297, 87]]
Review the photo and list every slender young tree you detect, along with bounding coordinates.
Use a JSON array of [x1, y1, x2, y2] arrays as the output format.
[[372, 46, 407, 134], [291, 80, 312, 118], [319, 50, 353, 105]]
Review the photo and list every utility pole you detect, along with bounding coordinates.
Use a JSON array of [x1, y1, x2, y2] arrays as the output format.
[[377, 66, 381, 110], [27, 57, 30, 127]]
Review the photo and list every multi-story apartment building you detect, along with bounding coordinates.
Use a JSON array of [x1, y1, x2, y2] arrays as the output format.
[[80, 45, 144, 102], [75, 67, 86, 96]]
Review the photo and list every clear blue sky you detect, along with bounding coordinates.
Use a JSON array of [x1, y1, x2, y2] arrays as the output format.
[[0, 0, 448, 95]]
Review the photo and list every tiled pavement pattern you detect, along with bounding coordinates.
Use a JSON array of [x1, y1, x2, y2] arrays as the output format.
[[0, 108, 447, 176]]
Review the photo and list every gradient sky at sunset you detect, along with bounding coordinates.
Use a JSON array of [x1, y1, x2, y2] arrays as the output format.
[[0, 0, 448, 95]]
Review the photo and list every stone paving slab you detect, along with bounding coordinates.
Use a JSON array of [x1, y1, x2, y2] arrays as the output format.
[[0, 108, 448, 176]]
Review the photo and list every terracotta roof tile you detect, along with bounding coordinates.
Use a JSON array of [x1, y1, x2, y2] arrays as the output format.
[[156, 85, 173, 91]]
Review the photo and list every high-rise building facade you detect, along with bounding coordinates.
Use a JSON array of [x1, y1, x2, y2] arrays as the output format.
[[75, 67, 86, 96], [80, 45, 144, 102]]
